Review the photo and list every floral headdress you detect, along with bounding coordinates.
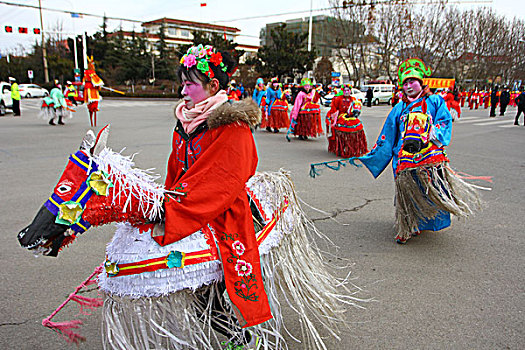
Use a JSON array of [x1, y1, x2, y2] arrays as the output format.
[[180, 44, 228, 79]]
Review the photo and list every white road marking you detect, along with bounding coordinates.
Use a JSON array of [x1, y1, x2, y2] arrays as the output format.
[[473, 119, 513, 126]]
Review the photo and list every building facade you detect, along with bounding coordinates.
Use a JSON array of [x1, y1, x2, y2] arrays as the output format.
[[260, 15, 339, 57], [110, 17, 259, 57]]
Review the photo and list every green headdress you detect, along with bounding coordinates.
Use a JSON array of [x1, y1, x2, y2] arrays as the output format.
[[300, 77, 312, 86], [397, 58, 432, 87]]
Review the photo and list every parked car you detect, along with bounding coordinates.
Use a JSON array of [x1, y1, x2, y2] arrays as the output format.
[[360, 84, 396, 105], [19, 84, 49, 98], [0, 81, 13, 116], [322, 88, 366, 107]]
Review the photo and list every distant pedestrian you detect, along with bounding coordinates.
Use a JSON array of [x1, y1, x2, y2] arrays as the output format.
[[291, 84, 299, 105], [514, 90, 525, 126], [365, 87, 373, 107], [64, 81, 78, 106], [499, 87, 510, 116], [8, 77, 21, 116], [238, 82, 246, 99], [489, 86, 499, 117], [289, 78, 322, 140]]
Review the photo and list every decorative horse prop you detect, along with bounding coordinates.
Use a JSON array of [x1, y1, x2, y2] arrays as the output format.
[[18, 126, 362, 350]]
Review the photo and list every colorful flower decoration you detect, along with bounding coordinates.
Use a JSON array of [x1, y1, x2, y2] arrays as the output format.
[[56, 201, 84, 225], [180, 44, 228, 79], [232, 240, 245, 256], [182, 54, 197, 68], [234, 260, 253, 277]]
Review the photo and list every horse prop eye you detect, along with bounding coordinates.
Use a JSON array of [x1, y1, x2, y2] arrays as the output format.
[[57, 184, 72, 194]]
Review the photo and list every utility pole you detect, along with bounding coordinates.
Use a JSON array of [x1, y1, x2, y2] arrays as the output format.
[[73, 36, 78, 70], [38, 0, 49, 82], [151, 53, 155, 83], [82, 32, 88, 69], [307, 0, 313, 52]]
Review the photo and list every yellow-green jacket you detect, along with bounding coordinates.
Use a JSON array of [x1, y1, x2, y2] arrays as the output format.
[[11, 83, 21, 100]]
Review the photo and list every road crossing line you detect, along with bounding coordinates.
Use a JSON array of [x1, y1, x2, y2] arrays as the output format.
[[473, 119, 513, 126]]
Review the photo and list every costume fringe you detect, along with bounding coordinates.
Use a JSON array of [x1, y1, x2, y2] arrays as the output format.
[[102, 170, 365, 350], [394, 163, 482, 239], [329, 130, 368, 158], [294, 112, 323, 137], [39, 106, 72, 121], [263, 110, 290, 129]]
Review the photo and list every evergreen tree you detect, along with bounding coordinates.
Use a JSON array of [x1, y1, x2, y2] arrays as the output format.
[[180, 30, 245, 65], [254, 24, 316, 80], [154, 21, 177, 81]]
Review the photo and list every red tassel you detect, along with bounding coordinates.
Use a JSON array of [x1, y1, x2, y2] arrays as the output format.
[[70, 294, 104, 315], [41, 264, 103, 344], [42, 318, 86, 344]]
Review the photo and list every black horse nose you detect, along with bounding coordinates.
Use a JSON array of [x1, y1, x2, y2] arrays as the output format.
[[403, 139, 423, 154], [18, 225, 46, 249], [18, 205, 68, 253]]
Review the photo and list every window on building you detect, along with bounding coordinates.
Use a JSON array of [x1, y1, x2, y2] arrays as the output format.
[[167, 27, 178, 36], [180, 29, 190, 37]]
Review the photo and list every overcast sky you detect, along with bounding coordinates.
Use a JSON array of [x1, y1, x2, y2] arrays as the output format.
[[0, 0, 522, 54]]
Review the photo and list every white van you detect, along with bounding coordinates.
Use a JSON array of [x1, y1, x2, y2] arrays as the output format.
[[361, 84, 396, 105]]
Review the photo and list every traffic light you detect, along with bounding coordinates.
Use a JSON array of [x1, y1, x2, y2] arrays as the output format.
[[33, 28, 41, 34], [5, 26, 13, 33], [18, 27, 28, 34]]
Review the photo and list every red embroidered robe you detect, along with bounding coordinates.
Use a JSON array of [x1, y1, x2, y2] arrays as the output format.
[[152, 100, 272, 328]]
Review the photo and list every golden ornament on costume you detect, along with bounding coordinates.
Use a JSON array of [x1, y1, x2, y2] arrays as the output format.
[[88, 170, 113, 196], [57, 201, 84, 225]]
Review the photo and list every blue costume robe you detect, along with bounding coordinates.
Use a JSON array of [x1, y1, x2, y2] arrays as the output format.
[[252, 88, 266, 107], [359, 94, 454, 232], [265, 87, 282, 116]]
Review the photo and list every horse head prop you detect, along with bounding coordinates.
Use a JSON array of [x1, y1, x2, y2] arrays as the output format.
[[401, 112, 431, 154], [18, 125, 164, 256], [349, 99, 363, 118]]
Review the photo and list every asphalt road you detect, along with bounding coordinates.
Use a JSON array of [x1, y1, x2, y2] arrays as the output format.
[[0, 97, 523, 349]]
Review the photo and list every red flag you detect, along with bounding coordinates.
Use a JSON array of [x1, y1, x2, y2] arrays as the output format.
[[200, 2, 207, 6]]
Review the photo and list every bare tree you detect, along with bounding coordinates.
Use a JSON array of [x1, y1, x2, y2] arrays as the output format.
[[329, 0, 373, 85], [304, 1, 524, 89]]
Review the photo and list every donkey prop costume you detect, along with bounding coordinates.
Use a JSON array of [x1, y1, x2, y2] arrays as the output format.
[[310, 58, 483, 243], [18, 101, 363, 350]]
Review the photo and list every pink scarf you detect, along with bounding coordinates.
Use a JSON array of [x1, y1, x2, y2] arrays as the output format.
[[175, 90, 228, 134]]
